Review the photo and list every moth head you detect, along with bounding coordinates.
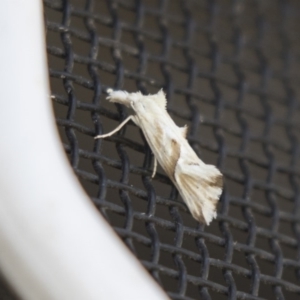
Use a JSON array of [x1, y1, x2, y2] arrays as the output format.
[[106, 88, 142, 107]]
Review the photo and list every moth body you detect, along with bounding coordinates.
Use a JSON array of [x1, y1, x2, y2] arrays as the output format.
[[96, 89, 223, 225]]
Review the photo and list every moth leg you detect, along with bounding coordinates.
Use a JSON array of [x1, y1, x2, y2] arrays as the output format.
[[151, 157, 157, 178], [94, 115, 134, 139]]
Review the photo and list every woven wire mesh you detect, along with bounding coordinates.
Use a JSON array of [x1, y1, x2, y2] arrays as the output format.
[[39, 0, 300, 299]]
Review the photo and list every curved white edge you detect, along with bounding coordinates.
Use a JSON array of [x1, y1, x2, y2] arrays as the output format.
[[0, 1, 169, 300]]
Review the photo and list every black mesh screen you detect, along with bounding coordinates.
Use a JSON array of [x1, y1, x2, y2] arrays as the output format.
[[32, 0, 300, 299]]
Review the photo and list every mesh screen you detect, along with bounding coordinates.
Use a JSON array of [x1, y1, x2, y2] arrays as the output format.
[[36, 0, 300, 299]]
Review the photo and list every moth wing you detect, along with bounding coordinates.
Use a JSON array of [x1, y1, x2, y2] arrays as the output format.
[[179, 125, 188, 138], [151, 89, 167, 110], [174, 155, 223, 225]]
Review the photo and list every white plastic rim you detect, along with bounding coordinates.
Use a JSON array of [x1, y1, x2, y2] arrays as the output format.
[[0, 1, 169, 299]]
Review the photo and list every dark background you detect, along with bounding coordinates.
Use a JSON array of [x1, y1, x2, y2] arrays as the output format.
[[2, 0, 300, 299]]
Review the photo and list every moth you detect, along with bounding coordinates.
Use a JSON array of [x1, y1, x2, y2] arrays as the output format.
[[95, 89, 223, 225]]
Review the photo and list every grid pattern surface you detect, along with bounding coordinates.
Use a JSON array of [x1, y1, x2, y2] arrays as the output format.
[[44, 0, 300, 299]]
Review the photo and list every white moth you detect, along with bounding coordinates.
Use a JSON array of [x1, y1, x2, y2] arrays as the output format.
[[95, 89, 223, 225]]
